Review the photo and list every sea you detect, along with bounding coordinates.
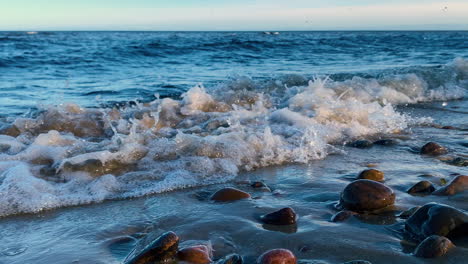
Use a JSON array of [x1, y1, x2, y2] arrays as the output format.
[[0, 31, 467, 263]]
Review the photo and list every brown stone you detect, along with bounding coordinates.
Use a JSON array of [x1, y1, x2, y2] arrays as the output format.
[[414, 235, 454, 258], [433, 175, 468, 196], [178, 245, 212, 264], [210, 187, 251, 202], [260, 207, 297, 225], [257, 249, 297, 264], [420, 142, 447, 156], [357, 169, 384, 182], [340, 180, 395, 212], [407, 181, 435, 195], [124, 231, 179, 264]]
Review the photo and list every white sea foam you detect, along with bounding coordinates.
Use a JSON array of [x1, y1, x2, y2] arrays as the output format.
[[0, 58, 466, 216]]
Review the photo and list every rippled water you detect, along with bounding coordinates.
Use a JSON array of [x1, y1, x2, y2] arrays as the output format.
[[0, 31, 467, 263]]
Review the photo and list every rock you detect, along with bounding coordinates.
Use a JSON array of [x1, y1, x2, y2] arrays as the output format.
[[340, 180, 395, 212], [257, 249, 297, 264], [433, 175, 468, 196], [260, 207, 297, 225], [178, 245, 212, 264], [398, 207, 420, 219], [331, 210, 357, 222], [251, 181, 271, 192], [442, 126, 456, 130], [407, 181, 435, 195], [405, 203, 468, 241], [414, 235, 454, 258], [447, 157, 468, 167], [216, 254, 243, 264], [349, 140, 373, 149], [420, 142, 447, 156], [210, 187, 251, 202], [0, 124, 20, 137], [357, 169, 384, 182], [373, 139, 397, 146], [124, 231, 179, 264]]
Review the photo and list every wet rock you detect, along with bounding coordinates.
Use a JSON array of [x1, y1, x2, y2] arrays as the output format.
[[340, 180, 395, 212], [210, 187, 251, 202], [447, 157, 468, 167], [357, 169, 384, 182], [442, 126, 456, 130], [407, 181, 435, 195], [398, 207, 421, 219], [178, 245, 212, 264], [0, 143, 11, 152], [257, 249, 297, 264], [373, 139, 397, 146], [348, 140, 373, 149], [0, 124, 20, 137], [124, 231, 179, 264], [260, 207, 297, 225], [331, 210, 357, 222], [433, 175, 468, 196], [420, 142, 447, 156], [216, 254, 243, 264], [251, 181, 271, 192], [405, 203, 468, 241], [414, 235, 454, 258]]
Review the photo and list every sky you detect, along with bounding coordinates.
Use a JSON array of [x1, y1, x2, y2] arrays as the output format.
[[0, 0, 467, 31]]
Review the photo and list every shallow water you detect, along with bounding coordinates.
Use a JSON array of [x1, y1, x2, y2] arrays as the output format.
[[0, 31, 467, 263]]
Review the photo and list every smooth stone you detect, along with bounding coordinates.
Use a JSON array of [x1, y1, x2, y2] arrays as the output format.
[[257, 249, 297, 264], [433, 175, 468, 196], [124, 231, 179, 264], [215, 254, 243, 264], [340, 180, 395, 212], [405, 203, 468, 241], [357, 169, 384, 182], [178, 245, 212, 264], [373, 139, 397, 146], [349, 140, 373, 149], [407, 181, 435, 195], [260, 207, 297, 225], [210, 187, 251, 202], [331, 210, 357, 222], [414, 235, 455, 258], [420, 142, 447, 156]]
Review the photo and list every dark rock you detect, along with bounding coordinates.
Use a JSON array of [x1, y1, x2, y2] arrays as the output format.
[[349, 140, 373, 149], [407, 181, 435, 195], [373, 139, 397, 146], [260, 207, 297, 225], [420, 142, 447, 156], [414, 235, 454, 258], [210, 187, 251, 202], [257, 249, 297, 264], [331, 210, 357, 222], [442, 126, 456, 130], [340, 180, 395, 212], [216, 254, 243, 264], [405, 203, 468, 241], [398, 207, 421, 219], [433, 175, 468, 196], [357, 169, 385, 182], [124, 231, 179, 264], [447, 157, 468, 167], [178, 245, 212, 264]]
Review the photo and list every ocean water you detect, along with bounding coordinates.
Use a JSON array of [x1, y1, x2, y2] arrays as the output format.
[[0, 31, 467, 263]]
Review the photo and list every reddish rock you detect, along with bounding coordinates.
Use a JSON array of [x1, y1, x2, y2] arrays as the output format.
[[414, 235, 454, 258], [257, 249, 297, 264], [261, 208, 297, 225], [420, 142, 447, 156], [433, 175, 468, 196], [178, 245, 212, 264], [357, 169, 384, 182], [124, 231, 179, 264], [210, 187, 251, 202], [407, 181, 435, 195], [340, 180, 395, 212]]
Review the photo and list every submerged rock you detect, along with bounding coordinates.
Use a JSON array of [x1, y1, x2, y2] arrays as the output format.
[[260, 207, 297, 225], [257, 249, 297, 264], [340, 180, 395, 212], [348, 140, 373, 149], [210, 187, 251, 202], [124, 231, 179, 264], [373, 139, 397, 146], [216, 254, 243, 264], [357, 169, 385, 182], [178, 245, 212, 264], [420, 142, 447, 156], [405, 203, 468, 241], [331, 210, 357, 222], [433, 175, 468, 196], [414, 235, 454, 258], [407, 181, 435, 195], [0, 124, 20, 137]]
